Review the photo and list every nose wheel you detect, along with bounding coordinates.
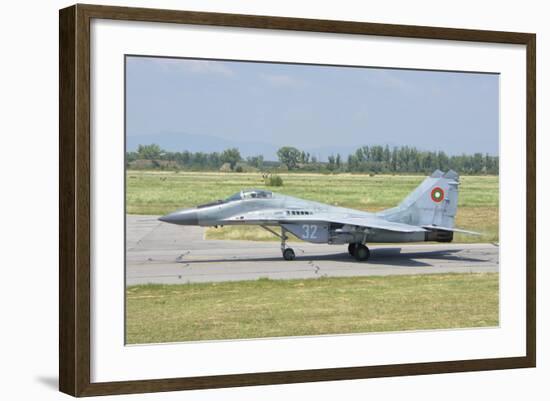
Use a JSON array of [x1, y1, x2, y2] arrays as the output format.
[[283, 248, 296, 261], [348, 243, 370, 261]]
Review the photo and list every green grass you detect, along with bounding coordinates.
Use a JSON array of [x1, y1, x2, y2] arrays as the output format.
[[126, 171, 499, 242], [126, 273, 499, 344]]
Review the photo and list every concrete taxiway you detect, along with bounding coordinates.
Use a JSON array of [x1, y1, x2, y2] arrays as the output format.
[[126, 215, 499, 286]]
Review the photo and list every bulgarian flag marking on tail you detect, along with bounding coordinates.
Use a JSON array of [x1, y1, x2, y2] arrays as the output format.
[[431, 187, 445, 203]]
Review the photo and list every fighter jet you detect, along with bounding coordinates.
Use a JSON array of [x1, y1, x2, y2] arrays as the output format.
[[159, 170, 478, 261]]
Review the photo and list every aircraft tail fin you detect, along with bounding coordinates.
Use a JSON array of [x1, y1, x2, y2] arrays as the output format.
[[378, 170, 460, 228]]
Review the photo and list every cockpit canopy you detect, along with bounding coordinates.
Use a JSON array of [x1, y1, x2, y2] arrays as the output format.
[[225, 189, 273, 202]]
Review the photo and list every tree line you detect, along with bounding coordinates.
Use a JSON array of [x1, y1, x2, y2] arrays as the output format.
[[127, 143, 498, 175]]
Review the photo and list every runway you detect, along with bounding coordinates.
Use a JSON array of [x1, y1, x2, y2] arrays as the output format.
[[126, 215, 499, 285]]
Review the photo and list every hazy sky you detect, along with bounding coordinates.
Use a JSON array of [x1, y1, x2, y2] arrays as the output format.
[[126, 56, 499, 157]]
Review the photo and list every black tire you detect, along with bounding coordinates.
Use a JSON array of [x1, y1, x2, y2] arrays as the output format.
[[348, 243, 357, 256], [354, 245, 370, 261], [283, 248, 296, 261]]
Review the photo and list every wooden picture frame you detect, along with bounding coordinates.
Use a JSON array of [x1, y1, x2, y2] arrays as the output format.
[[59, 3, 536, 397]]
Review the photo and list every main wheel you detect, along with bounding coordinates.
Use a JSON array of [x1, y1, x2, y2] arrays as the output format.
[[354, 244, 370, 261], [283, 248, 296, 261], [348, 243, 357, 256]]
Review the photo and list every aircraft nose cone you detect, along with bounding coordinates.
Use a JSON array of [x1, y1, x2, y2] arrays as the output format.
[[158, 209, 199, 225]]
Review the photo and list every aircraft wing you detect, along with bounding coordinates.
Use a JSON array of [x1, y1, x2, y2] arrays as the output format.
[[320, 216, 427, 233], [422, 225, 481, 235]]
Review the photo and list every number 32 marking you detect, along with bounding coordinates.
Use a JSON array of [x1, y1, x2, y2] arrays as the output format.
[[302, 224, 318, 239]]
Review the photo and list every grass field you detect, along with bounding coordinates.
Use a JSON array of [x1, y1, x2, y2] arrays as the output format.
[[126, 273, 499, 344], [126, 170, 499, 242]]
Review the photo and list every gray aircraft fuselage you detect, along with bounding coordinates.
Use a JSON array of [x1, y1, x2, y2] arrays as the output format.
[[161, 191, 421, 244]]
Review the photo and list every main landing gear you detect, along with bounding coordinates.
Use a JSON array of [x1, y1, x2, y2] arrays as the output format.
[[348, 243, 370, 261], [260, 225, 296, 261]]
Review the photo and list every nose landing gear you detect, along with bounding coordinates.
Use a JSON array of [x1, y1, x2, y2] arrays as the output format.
[[280, 226, 295, 261], [260, 225, 296, 261]]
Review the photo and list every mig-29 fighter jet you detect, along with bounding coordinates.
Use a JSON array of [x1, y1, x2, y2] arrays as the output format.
[[159, 170, 478, 261]]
